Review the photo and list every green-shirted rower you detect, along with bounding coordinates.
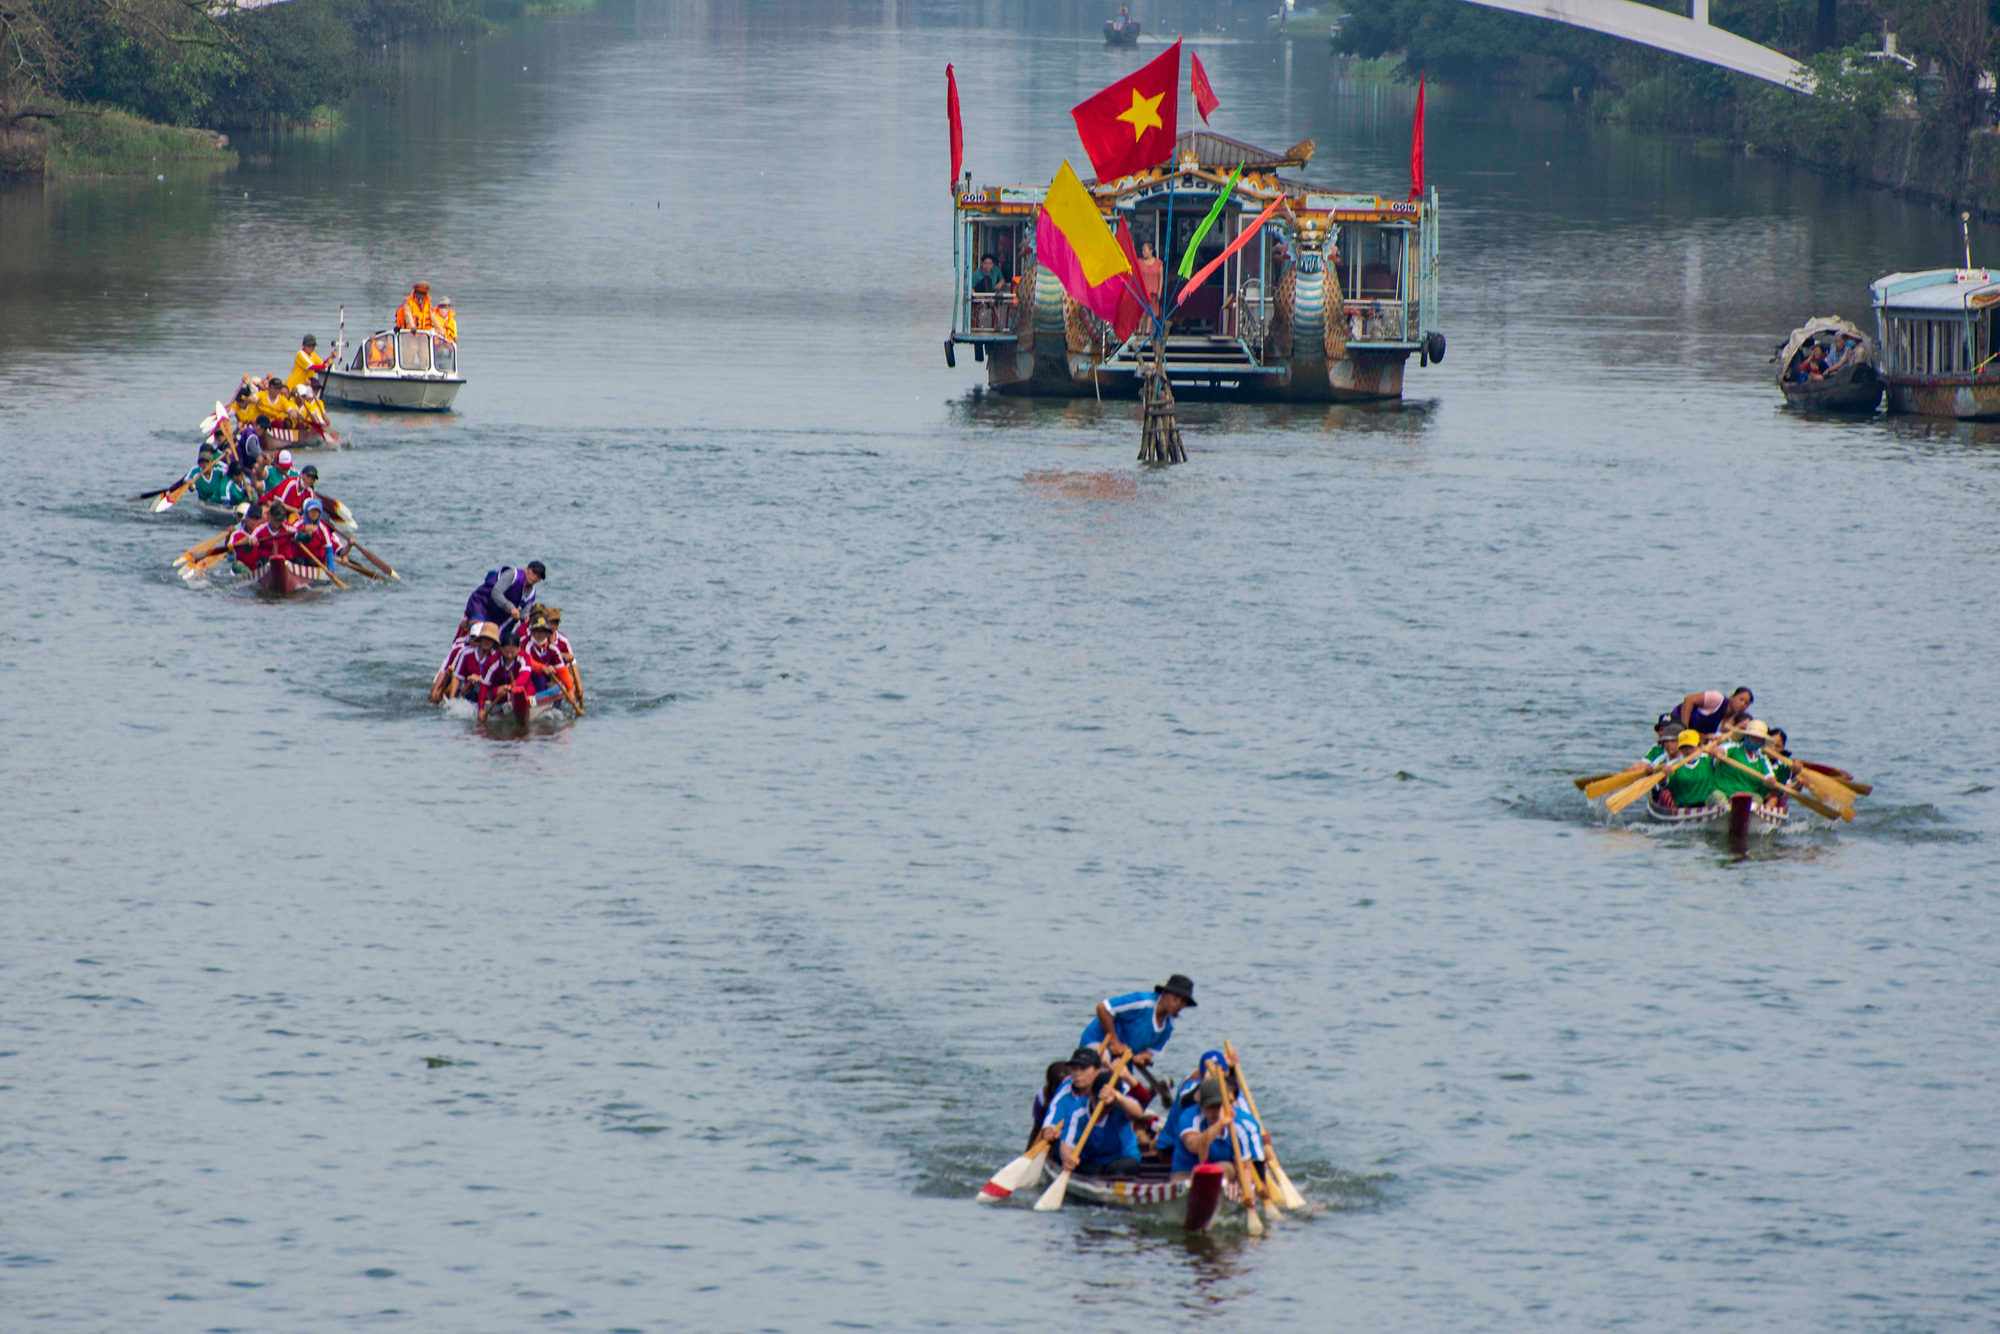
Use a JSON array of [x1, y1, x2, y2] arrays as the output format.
[[1713, 719, 1783, 810], [192, 452, 249, 509], [1662, 729, 1721, 811]]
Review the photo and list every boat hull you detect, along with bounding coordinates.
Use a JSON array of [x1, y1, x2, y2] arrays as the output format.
[[324, 370, 464, 412], [1645, 794, 1789, 831], [1780, 367, 1882, 413], [1882, 374, 2000, 419], [1038, 1159, 1235, 1231], [257, 559, 328, 596], [1103, 18, 1140, 43]]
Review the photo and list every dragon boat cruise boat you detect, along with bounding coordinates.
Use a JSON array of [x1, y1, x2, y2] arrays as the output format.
[[1870, 266, 2000, 419], [947, 131, 1442, 401], [325, 327, 465, 411]]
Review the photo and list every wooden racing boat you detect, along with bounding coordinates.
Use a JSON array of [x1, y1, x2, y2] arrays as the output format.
[[1646, 793, 1790, 831], [1039, 1159, 1231, 1231], [257, 558, 331, 596]]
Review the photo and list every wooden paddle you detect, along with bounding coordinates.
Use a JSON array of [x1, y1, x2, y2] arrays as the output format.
[[1584, 767, 1655, 801], [136, 481, 183, 501], [1802, 761, 1870, 795], [289, 538, 348, 590], [180, 551, 228, 582], [1606, 750, 1703, 815], [337, 555, 384, 581], [1771, 751, 1866, 801], [1203, 1059, 1264, 1235], [345, 538, 400, 580], [175, 532, 231, 567], [1033, 1053, 1132, 1212], [1223, 1041, 1307, 1212], [1573, 771, 1627, 790], [1715, 751, 1847, 821]]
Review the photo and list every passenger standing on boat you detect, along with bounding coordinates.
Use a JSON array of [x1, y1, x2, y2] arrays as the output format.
[[395, 282, 435, 332], [1138, 241, 1164, 305], [1040, 1061, 1144, 1177], [286, 335, 327, 391], [460, 562, 546, 641], [1080, 974, 1196, 1068], [432, 298, 458, 343]]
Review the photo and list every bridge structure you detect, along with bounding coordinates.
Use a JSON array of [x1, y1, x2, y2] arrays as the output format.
[[1451, 0, 1811, 89]]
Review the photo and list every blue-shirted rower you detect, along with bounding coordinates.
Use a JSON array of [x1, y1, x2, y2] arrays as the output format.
[[1078, 973, 1197, 1069], [1040, 1059, 1145, 1177]]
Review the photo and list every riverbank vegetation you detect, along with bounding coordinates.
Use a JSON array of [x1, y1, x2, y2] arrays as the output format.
[[0, 0, 478, 178], [1337, 0, 2000, 213]]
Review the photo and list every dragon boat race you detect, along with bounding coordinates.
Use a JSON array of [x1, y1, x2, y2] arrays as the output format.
[[4, 0, 1999, 1328]]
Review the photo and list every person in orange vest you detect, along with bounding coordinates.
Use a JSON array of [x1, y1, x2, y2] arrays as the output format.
[[432, 296, 458, 343], [394, 282, 434, 331]]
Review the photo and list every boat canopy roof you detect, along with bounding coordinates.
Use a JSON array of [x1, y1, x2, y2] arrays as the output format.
[[1777, 316, 1873, 366], [1871, 268, 2000, 312], [958, 132, 1424, 228]]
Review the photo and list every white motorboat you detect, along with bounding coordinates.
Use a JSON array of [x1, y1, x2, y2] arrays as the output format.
[[324, 327, 465, 411]]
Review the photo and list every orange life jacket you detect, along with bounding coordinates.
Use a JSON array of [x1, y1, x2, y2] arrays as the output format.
[[395, 295, 433, 331]]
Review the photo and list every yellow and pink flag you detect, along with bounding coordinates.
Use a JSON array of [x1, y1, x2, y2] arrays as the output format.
[[1036, 159, 1149, 339]]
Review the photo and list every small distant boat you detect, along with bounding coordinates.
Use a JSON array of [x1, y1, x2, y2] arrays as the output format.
[[324, 327, 465, 411], [1103, 15, 1141, 43], [1869, 266, 2000, 418], [1774, 316, 1882, 414]]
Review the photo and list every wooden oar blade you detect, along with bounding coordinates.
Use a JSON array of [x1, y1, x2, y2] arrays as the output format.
[[1270, 1158, 1308, 1211], [1573, 772, 1619, 790], [1031, 1168, 1073, 1212], [1585, 770, 1647, 800], [1795, 767, 1855, 811], [979, 1146, 1047, 1199], [1793, 789, 1847, 822], [1604, 770, 1665, 815]]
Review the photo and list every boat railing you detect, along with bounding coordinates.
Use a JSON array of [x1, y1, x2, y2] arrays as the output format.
[[341, 327, 460, 377], [968, 290, 1019, 334], [1338, 298, 1420, 345]]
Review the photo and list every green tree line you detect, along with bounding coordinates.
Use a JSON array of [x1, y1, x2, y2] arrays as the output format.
[[2, 0, 477, 134]]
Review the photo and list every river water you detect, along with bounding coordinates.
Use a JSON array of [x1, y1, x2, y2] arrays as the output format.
[[5, 2, 1998, 1329]]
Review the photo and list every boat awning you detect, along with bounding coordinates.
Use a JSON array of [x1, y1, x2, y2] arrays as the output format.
[[1871, 268, 2000, 312]]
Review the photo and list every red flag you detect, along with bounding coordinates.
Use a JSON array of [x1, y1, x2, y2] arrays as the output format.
[[1175, 192, 1284, 308], [1191, 53, 1219, 125], [1409, 72, 1425, 201], [947, 63, 964, 193], [1112, 218, 1148, 342], [1071, 40, 1180, 183]]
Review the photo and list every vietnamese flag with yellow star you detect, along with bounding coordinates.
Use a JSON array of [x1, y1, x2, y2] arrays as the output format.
[[1070, 40, 1180, 183]]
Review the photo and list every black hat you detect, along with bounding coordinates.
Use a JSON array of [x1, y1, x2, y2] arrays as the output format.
[[301, 465, 319, 478], [302, 334, 317, 347], [1655, 714, 1680, 734], [1197, 1076, 1226, 1108], [1067, 1047, 1101, 1068], [527, 560, 548, 578], [1155, 974, 1197, 1006]]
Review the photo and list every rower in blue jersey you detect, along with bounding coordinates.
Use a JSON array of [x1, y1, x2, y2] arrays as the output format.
[[1078, 973, 1197, 1068], [1160, 1048, 1226, 1151], [1169, 1074, 1267, 1181], [1039, 1059, 1145, 1177]]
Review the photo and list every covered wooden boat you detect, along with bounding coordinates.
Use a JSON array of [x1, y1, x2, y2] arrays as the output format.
[[949, 132, 1442, 402], [1040, 1159, 1231, 1231], [257, 558, 331, 596], [1870, 268, 2000, 418], [1775, 316, 1882, 413], [325, 328, 464, 411], [1103, 16, 1141, 44]]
